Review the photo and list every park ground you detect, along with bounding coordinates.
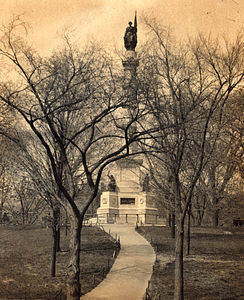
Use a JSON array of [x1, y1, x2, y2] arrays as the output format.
[[138, 225, 244, 300], [0, 224, 118, 299], [1, 224, 244, 299]]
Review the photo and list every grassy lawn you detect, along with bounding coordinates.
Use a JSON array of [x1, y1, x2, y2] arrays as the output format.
[[137, 225, 244, 300], [0, 224, 118, 299]]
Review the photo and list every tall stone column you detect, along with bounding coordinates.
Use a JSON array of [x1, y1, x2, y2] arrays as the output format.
[[122, 51, 139, 110], [122, 15, 139, 151], [122, 14, 139, 110]]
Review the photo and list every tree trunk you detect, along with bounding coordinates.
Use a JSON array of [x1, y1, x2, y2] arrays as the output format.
[[20, 198, 25, 225], [212, 197, 219, 227], [0, 202, 3, 223], [54, 194, 62, 251], [56, 226, 61, 252], [51, 227, 57, 277], [54, 205, 61, 252], [174, 216, 184, 300], [196, 209, 204, 227], [186, 208, 191, 255], [67, 214, 82, 300], [166, 210, 171, 227], [171, 212, 175, 238], [212, 208, 219, 227], [51, 204, 61, 277], [210, 166, 219, 227]]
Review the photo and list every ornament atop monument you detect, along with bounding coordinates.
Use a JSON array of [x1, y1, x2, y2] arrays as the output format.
[[124, 12, 137, 51]]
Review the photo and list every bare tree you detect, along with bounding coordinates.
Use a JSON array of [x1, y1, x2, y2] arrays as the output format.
[[10, 172, 47, 225], [0, 138, 12, 223], [142, 17, 244, 300], [0, 17, 157, 299], [194, 86, 244, 226], [0, 87, 18, 222], [15, 130, 69, 277]]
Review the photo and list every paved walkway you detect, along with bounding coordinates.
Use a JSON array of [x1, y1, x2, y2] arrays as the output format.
[[81, 224, 156, 300]]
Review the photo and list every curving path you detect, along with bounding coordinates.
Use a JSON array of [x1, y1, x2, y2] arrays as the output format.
[[81, 224, 156, 300]]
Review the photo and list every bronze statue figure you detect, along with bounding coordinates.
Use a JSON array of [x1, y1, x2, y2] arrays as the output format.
[[107, 172, 116, 192], [124, 13, 137, 51], [142, 173, 150, 192]]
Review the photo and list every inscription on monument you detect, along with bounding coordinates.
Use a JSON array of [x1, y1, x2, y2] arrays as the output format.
[[120, 198, 135, 205]]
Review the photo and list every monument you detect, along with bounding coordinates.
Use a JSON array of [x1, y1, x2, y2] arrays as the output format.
[[96, 14, 158, 224]]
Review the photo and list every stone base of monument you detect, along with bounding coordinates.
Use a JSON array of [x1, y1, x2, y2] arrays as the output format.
[[96, 157, 158, 224], [96, 191, 158, 225]]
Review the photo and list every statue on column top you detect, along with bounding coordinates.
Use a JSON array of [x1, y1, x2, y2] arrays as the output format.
[[124, 13, 137, 51]]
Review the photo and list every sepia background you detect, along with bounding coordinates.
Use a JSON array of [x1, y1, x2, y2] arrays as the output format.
[[1, 0, 244, 54]]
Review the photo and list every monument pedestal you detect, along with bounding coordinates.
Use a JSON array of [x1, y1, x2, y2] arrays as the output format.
[[96, 158, 158, 224], [96, 192, 119, 223]]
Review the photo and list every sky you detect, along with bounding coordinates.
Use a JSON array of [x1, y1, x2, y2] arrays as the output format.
[[1, 0, 244, 55]]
